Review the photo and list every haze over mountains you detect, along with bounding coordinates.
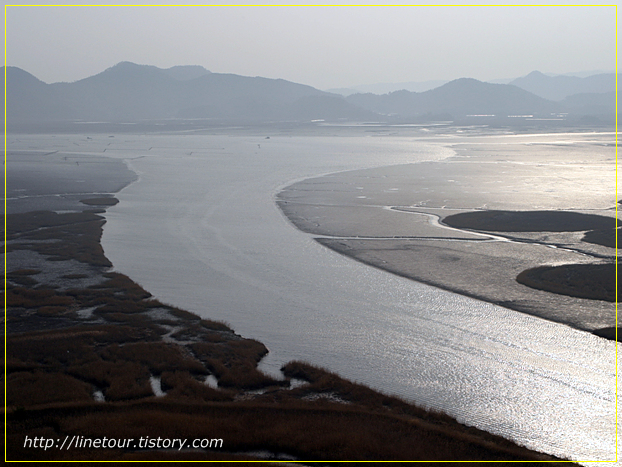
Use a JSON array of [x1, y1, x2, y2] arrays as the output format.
[[327, 80, 449, 96], [3, 61, 616, 129], [329, 70, 615, 98], [346, 79, 559, 119], [508, 71, 615, 101]]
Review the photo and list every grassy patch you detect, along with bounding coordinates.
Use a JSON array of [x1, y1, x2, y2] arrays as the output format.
[[160, 371, 233, 402], [6, 284, 74, 309], [80, 197, 119, 206], [443, 210, 618, 232], [101, 342, 207, 376], [6, 371, 94, 406], [516, 263, 617, 302], [191, 338, 284, 390], [582, 227, 619, 248]]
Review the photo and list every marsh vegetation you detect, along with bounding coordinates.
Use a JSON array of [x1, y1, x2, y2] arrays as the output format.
[[4, 203, 573, 463]]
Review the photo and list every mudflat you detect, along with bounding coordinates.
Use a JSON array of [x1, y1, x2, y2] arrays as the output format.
[[277, 132, 618, 340]]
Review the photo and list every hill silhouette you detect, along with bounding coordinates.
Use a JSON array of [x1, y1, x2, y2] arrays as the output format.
[[2, 63, 617, 127], [3, 62, 375, 124], [510, 70, 616, 101], [346, 78, 561, 119], [161, 65, 211, 81]]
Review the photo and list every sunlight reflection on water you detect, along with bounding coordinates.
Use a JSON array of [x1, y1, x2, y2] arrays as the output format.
[[9, 131, 618, 463]]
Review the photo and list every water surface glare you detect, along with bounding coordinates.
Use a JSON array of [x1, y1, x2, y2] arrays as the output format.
[[11, 133, 617, 463]]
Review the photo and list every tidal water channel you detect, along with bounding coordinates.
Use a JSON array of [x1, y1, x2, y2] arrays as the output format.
[[8, 129, 620, 463]]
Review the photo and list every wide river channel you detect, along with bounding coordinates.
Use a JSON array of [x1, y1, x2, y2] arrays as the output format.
[[15, 129, 620, 463]]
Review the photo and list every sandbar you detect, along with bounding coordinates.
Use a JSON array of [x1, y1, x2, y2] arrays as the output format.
[[277, 133, 618, 340]]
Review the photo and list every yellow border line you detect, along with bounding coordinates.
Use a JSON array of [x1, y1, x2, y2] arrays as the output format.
[[615, 4, 619, 465], [1, 4, 621, 6], [5, 3, 617, 5], [4, 3, 8, 465], [2, 3, 619, 464]]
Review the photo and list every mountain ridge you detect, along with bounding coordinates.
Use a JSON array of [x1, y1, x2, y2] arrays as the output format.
[[3, 62, 375, 123], [509, 70, 616, 101], [3, 62, 616, 127], [345, 78, 562, 119]]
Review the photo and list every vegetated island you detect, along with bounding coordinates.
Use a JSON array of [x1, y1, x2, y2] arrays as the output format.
[[4, 174, 571, 463], [442, 210, 619, 341]]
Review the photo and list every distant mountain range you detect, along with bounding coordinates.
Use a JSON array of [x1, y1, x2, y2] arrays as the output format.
[[327, 79, 448, 96], [2, 62, 375, 124], [345, 78, 561, 119], [2, 62, 616, 128], [329, 70, 616, 101], [508, 70, 615, 101]]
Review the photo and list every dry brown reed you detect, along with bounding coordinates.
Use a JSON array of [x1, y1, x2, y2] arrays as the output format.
[[4, 209, 577, 463]]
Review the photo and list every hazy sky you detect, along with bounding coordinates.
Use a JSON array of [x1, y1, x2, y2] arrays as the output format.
[[3, 2, 617, 89]]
